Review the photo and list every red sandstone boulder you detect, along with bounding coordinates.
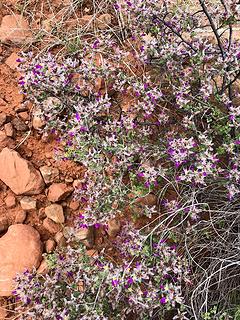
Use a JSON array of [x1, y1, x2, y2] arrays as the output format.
[[0, 148, 45, 195], [0, 15, 32, 44], [0, 224, 42, 296]]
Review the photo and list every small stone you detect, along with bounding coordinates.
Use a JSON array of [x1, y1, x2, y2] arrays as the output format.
[[73, 179, 81, 189], [0, 15, 32, 44], [37, 259, 49, 275], [38, 207, 46, 220], [15, 105, 27, 113], [14, 210, 27, 224], [96, 14, 112, 29], [0, 113, 7, 127], [20, 196, 37, 210], [69, 199, 80, 211], [75, 226, 94, 248], [12, 118, 28, 131], [18, 112, 28, 121], [45, 204, 65, 224], [0, 216, 8, 233], [5, 52, 20, 70], [136, 194, 157, 207], [62, 226, 74, 239], [43, 218, 62, 234], [54, 232, 66, 248], [65, 177, 73, 183], [4, 123, 14, 137], [42, 97, 62, 112], [32, 114, 46, 130], [4, 194, 16, 208], [47, 183, 73, 202], [45, 152, 52, 159], [0, 132, 14, 151], [0, 148, 45, 195], [107, 218, 121, 237], [45, 239, 56, 253], [39, 166, 59, 185]]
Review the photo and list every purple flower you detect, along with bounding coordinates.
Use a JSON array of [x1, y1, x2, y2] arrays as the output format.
[[137, 172, 144, 178], [127, 277, 133, 285], [93, 39, 100, 49], [144, 83, 148, 90], [26, 297, 31, 305], [144, 181, 151, 188], [160, 297, 167, 304], [35, 64, 43, 69], [81, 197, 88, 203], [18, 80, 25, 86], [112, 279, 120, 287], [80, 126, 88, 132], [67, 271, 73, 278], [75, 113, 80, 121]]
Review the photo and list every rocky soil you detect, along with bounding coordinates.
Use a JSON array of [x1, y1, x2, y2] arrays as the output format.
[[0, 2, 114, 318]]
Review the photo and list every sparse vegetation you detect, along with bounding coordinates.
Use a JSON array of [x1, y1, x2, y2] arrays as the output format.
[[1, 0, 240, 319]]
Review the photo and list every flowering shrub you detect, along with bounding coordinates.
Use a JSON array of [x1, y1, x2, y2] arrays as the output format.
[[15, 0, 240, 318], [14, 227, 189, 320]]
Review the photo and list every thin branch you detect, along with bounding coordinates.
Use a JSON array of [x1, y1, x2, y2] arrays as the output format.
[[154, 16, 197, 53], [198, 0, 225, 60], [221, 70, 240, 94], [219, 0, 233, 51]]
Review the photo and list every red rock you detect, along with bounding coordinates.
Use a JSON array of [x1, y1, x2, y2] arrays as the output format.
[[0, 113, 7, 127], [18, 111, 28, 121], [37, 259, 49, 275], [75, 226, 94, 248], [45, 204, 65, 223], [0, 15, 32, 44], [47, 183, 73, 202], [4, 123, 14, 137], [4, 194, 16, 208], [45, 239, 56, 253], [0, 133, 14, 152], [69, 199, 80, 211], [136, 194, 157, 207], [0, 216, 8, 233], [39, 166, 59, 184], [96, 14, 112, 29], [0, 224, 42, 296], [32, 114, 46, 130], [107, 218, 121, 237], [14, 210, 27, 224], [20, 196, 37, 210], [5, 52, 20, 70], [0, 148, 45, 195], [54, 232, 66, 248], [11, 118, 28, 131], [43, 218, 62, 234]]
